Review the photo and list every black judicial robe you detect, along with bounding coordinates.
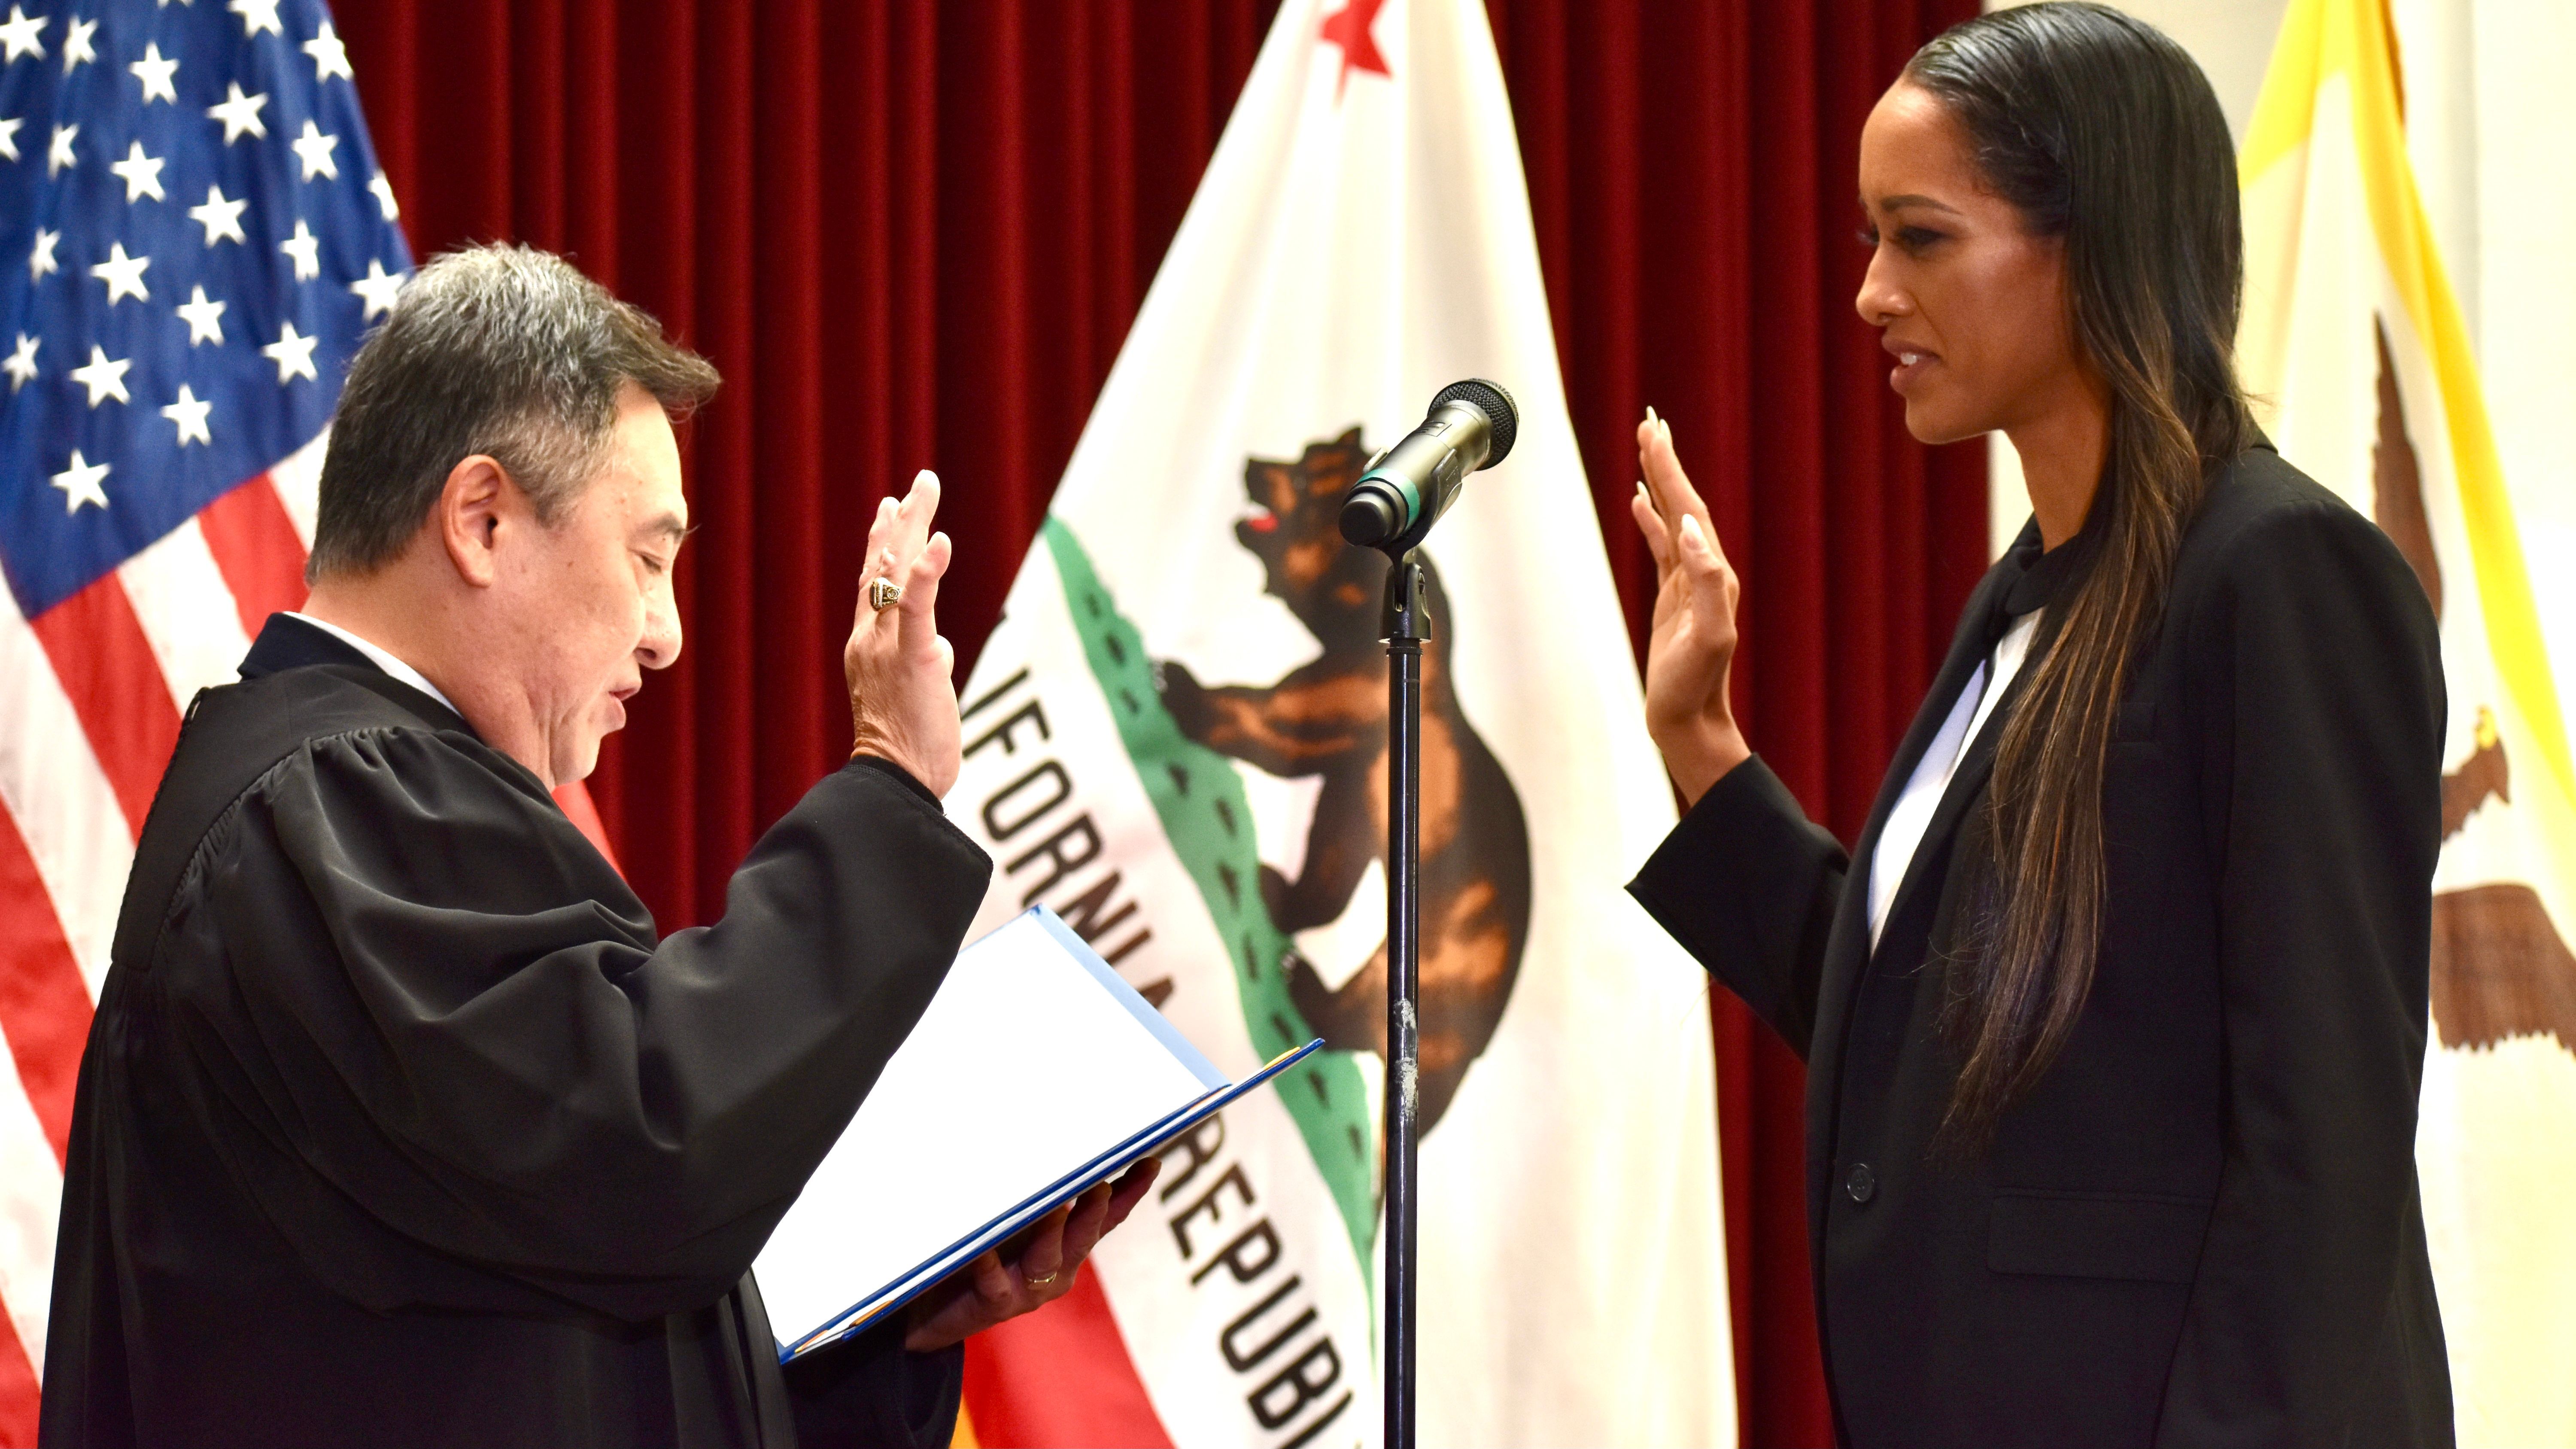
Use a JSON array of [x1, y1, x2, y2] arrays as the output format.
[[1630, 446, 2453, 1447], [42, 615, 992, 1449]]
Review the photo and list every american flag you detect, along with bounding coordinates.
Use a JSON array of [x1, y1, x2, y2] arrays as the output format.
[[0, 0, 406, 1434]]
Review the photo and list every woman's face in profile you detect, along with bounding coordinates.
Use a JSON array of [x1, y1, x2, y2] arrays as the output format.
[[1853, 81, 2087, 447]]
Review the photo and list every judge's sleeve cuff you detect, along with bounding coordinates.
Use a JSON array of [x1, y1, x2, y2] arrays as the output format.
[[847, 753, 942, 809]]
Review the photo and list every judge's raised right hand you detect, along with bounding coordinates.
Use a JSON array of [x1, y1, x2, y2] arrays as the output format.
[[847, 470, 963, 796], [1629, 409, 1752, 805]]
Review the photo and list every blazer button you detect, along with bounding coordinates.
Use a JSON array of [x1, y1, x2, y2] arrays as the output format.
[[1845, 1162, 1877, 1204]]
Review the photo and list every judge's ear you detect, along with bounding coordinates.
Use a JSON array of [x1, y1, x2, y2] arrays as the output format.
[[434, 455, 529, 589]]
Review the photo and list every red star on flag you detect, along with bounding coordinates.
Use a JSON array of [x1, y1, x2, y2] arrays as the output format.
[[1320, 0, 1390, 98]]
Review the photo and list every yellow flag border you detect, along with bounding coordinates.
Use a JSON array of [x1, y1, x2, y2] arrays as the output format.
[[2242, 0, 2574, 808]]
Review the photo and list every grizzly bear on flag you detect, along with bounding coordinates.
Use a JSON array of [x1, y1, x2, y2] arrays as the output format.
[[1157, 427, 1533, 1140]]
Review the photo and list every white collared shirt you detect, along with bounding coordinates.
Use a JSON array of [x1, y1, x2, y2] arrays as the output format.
[[285, 612, 462, 717], [1866, 610, 2041, 950]]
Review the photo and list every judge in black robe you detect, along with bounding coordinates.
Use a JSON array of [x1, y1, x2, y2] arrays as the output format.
[[40, 612, 987, 1449], [37, 246, 1110, 1449]]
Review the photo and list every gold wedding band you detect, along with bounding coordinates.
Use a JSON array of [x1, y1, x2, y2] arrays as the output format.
[[868, 576, 904, 611], [1024, 1267, 1062, 1288]]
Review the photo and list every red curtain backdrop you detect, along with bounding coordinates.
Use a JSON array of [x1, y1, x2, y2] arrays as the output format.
[[334, 3, 1983, 1444]]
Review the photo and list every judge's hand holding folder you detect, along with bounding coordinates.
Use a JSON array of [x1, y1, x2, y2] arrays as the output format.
[[899, 1157, 1159, 1350], [757, 905, 1321, 1362]]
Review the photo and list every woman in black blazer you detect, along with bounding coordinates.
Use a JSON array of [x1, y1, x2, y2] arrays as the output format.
[[1625, 6, 2451, 1446]]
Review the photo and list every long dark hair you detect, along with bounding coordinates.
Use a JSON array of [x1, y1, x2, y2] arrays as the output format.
[[1905, 3, 2254, 1141]]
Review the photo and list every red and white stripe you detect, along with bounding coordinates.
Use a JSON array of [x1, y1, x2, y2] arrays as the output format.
[[0, 438, 321, 1441]]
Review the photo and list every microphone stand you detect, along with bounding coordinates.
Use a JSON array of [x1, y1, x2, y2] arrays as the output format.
[[1376, 549, 1428, 1449], [1343, 377, 1511, 1449]]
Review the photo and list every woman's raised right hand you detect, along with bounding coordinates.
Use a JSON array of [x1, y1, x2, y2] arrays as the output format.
[[1629, 409, 1751, 805]]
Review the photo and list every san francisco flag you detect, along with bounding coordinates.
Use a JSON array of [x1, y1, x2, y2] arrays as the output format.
[[941, 0, 1732, 1445], [2238, 0, 2576, 1441]]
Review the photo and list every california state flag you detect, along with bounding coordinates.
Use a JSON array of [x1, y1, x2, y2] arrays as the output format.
[[2239, 0, 2576, 1441], [939, 0, 1732, 1445]]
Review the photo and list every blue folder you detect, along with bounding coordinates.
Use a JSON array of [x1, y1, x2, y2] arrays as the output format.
[[776, 907, 1322, 1361]]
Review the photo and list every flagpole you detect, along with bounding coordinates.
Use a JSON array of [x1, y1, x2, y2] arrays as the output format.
[[1381, 552, 1428, 1449]]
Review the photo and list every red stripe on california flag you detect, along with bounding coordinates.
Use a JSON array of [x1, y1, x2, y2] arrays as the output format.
[[27, 576, 185, 840], [0, 1302, 37, 1449], [195, 474, 312, 638], [962, 1269, 1173, 1448], [0, 805, 92, 1164]]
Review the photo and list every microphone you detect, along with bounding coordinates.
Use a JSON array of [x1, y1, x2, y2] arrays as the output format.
[[1338, 379, 1519, 552]]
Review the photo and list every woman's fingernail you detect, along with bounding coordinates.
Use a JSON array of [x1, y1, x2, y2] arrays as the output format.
[[1645, 404, 1659, 426]]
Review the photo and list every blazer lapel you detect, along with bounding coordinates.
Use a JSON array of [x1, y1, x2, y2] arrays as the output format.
[[1867, 653, 2025, 967], [1852, 594, 2013, 909], [1839, 525, 2037, 954], [1865, 524, 2089, 969], [1794, 529, 2035, 1295], [1801, 529, 2034, 1123]]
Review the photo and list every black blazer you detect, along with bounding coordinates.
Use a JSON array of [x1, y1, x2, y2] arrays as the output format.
[[1630, 444, 2453, 1448]]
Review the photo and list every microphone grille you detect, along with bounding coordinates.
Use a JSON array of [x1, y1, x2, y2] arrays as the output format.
[[1432, 378, 1519, 468]]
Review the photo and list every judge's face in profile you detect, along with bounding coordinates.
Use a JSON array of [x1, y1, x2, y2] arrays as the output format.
[[1852, 81, 2087, 446], [494, 386, 687, 786]]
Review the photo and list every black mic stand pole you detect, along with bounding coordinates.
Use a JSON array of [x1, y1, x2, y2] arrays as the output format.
[[1377, 549, 1427, 1449], [1344, 377, 1513, 1449]]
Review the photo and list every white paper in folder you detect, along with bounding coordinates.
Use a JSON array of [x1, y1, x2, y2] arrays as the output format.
[[753, 906, 1320, 1360]]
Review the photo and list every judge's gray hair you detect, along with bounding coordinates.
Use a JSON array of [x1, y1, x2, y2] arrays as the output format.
[[307, 243, 720, 581]]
